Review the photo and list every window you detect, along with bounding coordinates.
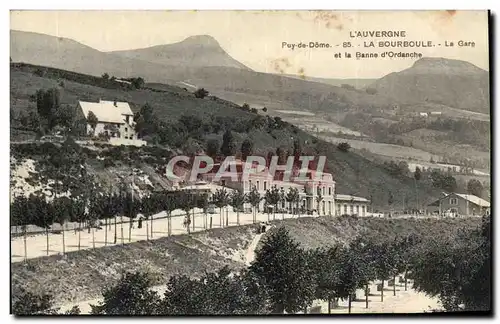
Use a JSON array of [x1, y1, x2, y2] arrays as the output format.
[[356, 205, 359, 215], [328, 187, 332, 195], [362, 205, 366, 215], [450, 198, 458, 205], [256, 181, 260, 190], [344, 205, 348, 214], [125, 128, 128, 132], [264, 181, 267, 190], [350, 205, 354, 213], [249, 180, 252, 189], [221, 180, 226, 186]]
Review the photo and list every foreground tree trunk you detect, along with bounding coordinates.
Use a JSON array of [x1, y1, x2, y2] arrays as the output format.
[[393, 275, 396, 296], [404, 269, 408, 291], [237, 210, 240, 226], [104, 218, 108, 246], [328, 298, 331, 314], [381, 280, 384, 302], [365, 283, 369, 308], [168, 212, 172, 236], [23, 225, 27, 262], [46, 227, 49, 256], [78, 221, 82, 250], [62, 223, 66, 255], [146, 219, 149, 241], [113, 216, 117, 244], [128, 219, 132, 242], [193, 212, 196, 231], [150, 215, 154, 239], [120, 216, 124, 244], [92, 225, 95, 249], [348, 294, 352, 314]]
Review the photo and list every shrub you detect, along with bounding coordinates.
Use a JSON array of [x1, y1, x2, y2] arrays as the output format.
[[337, 142, 351, 152]]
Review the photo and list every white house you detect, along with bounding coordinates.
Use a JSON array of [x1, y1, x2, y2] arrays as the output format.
[[77, 99, 145, 146]]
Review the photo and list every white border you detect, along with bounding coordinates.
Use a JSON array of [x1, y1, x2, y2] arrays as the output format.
[[2, 1, 498, 323]]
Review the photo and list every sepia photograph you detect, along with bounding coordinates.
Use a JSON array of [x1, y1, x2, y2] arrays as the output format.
[[9, 9, 491, 316]]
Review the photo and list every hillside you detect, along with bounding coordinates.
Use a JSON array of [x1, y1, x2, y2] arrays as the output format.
[[11, 216, 481, 306], [371, 58, 490, 114], [10, 63, 441, 209], [110, 35, 251, 70], [281, 74, 376, 89]]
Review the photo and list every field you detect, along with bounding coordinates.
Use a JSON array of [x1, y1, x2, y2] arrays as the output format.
[[318, 135, 441, 162]]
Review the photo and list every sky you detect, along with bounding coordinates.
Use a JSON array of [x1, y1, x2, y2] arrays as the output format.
[[10, 10, 489, 79]]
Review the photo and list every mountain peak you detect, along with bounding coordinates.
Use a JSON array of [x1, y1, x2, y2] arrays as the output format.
[[181, 35, 221, 47], [411, 57, 486, 74]]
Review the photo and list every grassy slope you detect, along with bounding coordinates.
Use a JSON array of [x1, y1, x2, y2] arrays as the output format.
[[11, 216, 481, 305], [11, 225, 257, 305]]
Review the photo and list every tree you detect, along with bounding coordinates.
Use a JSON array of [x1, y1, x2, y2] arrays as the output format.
[[337, 142, 351, 152], [467, 179, 484, 197], [28, 194, 53, 256], [36, 88, 60, 129], [87, 111, 99, 135], [91, 272, 161, 315], [246, 186, 261, 223], [316, 190, 323, 215], [220, 129, 236, 157], [12, 288, 57, 315], [388, 191, 394, 215], [414, 167, 422, 212], [262, 107, 268, 113], [332, 244, 369, 313], [52, 197, 72, 255], [411, 216, 491, 311], [264, 185, 281, 221], [131, 77, 145, 89], [230, 190, 246, 225], [194, 88, 209, 99], [240, 139, 253, 161], [285, 187, 300, 216], [371, 241, 398, 302], [102, 73, 110, 80], [250, 227, 316, 314], [241, 103, 250, 110], [212, 188, 230, 227], [206, 139, 219, 159], [11, 195, 31, 262], [310, 246, 343, 313]]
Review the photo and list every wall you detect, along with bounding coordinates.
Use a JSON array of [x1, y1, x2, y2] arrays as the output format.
[[439, 194, 486, 216], [336, 201, 368, 217], [108, 137, 147, 147]]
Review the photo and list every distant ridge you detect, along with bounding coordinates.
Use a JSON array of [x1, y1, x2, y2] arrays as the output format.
[[370, 57, 489, 114]]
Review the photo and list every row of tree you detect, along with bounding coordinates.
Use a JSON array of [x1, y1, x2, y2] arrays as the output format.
[[13, 215, 490, 314]]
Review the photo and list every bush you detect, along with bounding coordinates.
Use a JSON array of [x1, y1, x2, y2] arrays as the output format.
[[194, 88, 209, 99], [365, 88, 378, 95]]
